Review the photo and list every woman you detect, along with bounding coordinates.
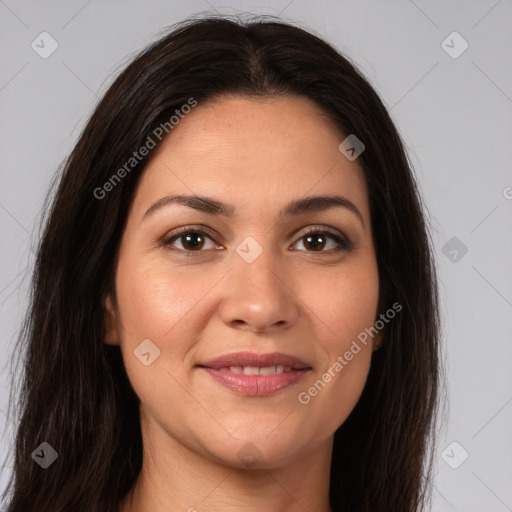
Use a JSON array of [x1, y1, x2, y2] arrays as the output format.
[[3, 14, 441, 512]]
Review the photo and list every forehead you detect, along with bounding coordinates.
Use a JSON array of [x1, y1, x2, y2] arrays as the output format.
[[131, 95, 369, 221]]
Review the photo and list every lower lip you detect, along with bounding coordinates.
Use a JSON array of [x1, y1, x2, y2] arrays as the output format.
[[201, 367, 309, 396]]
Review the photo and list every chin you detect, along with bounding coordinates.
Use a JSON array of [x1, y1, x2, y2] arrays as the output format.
[[197, 426, 315, 471]]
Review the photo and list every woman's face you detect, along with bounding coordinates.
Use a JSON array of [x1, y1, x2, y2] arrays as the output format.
[[105, 94, 381, 469]]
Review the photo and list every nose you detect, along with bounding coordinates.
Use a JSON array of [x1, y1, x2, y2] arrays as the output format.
[[218, 248, 300, 334]]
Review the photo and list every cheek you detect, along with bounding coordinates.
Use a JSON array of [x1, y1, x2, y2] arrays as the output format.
[[294, 323, 375, 442], [112, 253, 240, 446], [113, 254, 216, 397], [293, 254, 379, 429], [115, 253, 214, 344], [300, 251, 380, 350]]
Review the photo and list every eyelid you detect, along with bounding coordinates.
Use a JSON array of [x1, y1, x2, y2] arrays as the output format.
[[162, 224, 220, 245], [293, 224, 347, 241]]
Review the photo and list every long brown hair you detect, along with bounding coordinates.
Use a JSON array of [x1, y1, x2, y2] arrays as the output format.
[[3, 14, 441, 512]]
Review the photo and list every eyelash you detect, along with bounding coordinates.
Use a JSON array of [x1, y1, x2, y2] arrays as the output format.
[[161, 225, 353, 256]]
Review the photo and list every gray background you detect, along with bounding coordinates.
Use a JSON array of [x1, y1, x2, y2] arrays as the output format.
[[1, 0, 511, 510]]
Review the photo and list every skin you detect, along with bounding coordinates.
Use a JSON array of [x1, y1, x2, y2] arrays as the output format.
[[105, 94, 383, 512]]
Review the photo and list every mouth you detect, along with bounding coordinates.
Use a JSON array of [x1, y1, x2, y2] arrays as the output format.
[[197, 351, 312, 396]]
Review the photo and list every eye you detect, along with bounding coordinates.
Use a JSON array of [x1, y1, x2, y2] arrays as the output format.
[[291, 229, 352, 253], [162, 227, 222, 253], [161, 226, 352, 255]]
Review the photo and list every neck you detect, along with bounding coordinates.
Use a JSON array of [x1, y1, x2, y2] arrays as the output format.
[[119, 410, 334, 512]]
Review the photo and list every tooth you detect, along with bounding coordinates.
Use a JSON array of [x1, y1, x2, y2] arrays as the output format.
[[284, 366, 292, 371], [259, 366, 276, 375], [230, 366, 243, 374], [243, 366, 260, 375], [276, 365, 284, 374]]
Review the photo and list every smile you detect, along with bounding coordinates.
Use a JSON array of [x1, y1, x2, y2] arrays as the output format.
[[197, 351, 312, 396]]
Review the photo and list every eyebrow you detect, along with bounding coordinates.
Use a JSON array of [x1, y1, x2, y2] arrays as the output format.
[[142, 193, 365, 227]]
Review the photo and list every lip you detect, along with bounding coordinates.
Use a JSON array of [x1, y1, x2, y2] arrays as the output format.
[[199, 351, 311, 370], [197, 351, 312, 397]]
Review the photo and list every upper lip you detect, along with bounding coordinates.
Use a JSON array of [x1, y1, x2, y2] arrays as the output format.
[[198, 351, 311, 370]]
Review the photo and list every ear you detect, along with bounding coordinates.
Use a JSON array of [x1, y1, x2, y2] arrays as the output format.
[[372, 329, 384, 351], [373, 291, 388, 352], [103, 294, 121, 346]]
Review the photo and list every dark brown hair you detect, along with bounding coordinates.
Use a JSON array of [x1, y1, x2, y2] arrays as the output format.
[[3, 14, 441, 512]]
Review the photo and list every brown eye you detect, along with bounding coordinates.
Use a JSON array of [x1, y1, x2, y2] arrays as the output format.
[[292, 230, 352, 253], [180, 232, 206, 250], [163, 229, 220, 252], [303, 233, 328, 251]]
